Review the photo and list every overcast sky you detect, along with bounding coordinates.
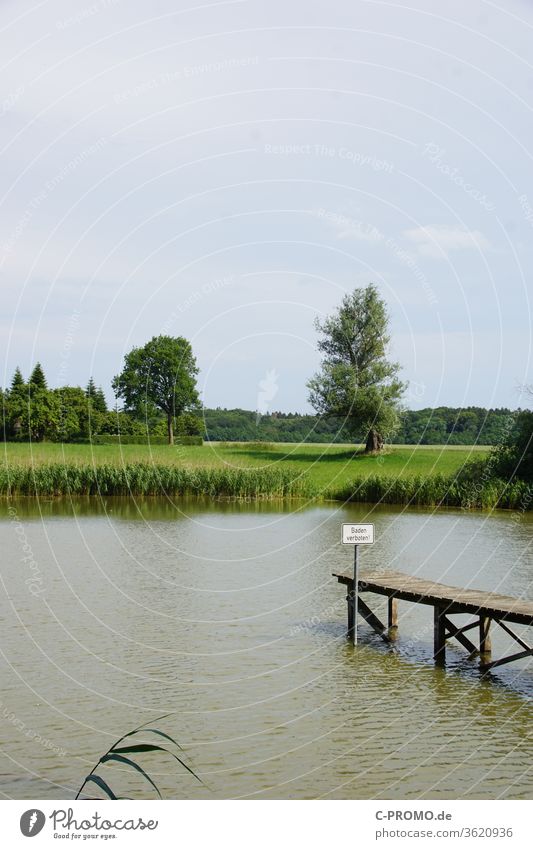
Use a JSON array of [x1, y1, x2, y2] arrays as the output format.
[[1, 0, 532, 413]]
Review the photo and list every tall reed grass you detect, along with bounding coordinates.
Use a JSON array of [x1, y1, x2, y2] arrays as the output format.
[[0, 462, 312, 499], [1, 459, 530, 509], [330, 473, 532, 510]]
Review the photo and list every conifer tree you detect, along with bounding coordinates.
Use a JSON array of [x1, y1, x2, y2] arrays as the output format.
[[29, 362, 47, 391], [93, 387, 108, 413], [10, 367, 26, 392], [85, 377, 97, 399]]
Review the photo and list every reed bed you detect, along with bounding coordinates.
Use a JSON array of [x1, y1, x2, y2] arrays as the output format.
[[1, 458, 529, 510], [0, 462, 313, 499], [331, 473, 532, 510]]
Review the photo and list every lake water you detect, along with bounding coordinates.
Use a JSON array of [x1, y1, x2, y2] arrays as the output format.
[[1, 497, 532, 799]]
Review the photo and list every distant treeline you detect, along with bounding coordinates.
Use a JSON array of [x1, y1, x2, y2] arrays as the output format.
[[0, 363, 517, 446], [202, 407, 514, 445]]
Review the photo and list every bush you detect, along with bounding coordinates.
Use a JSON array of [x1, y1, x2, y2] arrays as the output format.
[[71, 434, 202, 446], [176, 412, 203, 437], [97, 410, 148, 436], [85, 435, 169, 445], [59, 434, 203, 446], [492, 410, 533, 482]]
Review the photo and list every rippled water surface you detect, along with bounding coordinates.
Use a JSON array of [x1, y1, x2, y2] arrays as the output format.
[[1, 497, 532, 799]]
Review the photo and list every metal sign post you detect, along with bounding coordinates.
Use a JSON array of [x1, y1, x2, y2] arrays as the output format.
[[353, 543, 359, 645], [341, 524, 375, 645]]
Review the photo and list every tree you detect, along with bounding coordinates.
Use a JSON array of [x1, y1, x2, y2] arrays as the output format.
[[19, 387, 61, 441], [112, 335, 200, 444], [5, 367, 27, 438], [176, 411, 203, 436], [85, 377, 97, 399], [11, 367, 25, 392], [29, 362, 47, 391], [494, 409, 533, 482], [307, 284, 406, 453], [54, 386, 104, 441], [99, 408, 147, 436], [94, 387, 108, 413], [86, 378, 107, 413]]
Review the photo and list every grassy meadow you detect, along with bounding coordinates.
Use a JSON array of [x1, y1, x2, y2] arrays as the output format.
[[0, 441, 499, 505]]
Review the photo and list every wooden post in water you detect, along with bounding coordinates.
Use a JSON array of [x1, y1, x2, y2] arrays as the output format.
[[388, 597, 398, 637], [479, 616, 492, 661], [433, 605, 446, 665], [347, 588, 354, 639]]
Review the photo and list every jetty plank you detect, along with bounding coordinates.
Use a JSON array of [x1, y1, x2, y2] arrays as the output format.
[[332, 569, 533, 626]]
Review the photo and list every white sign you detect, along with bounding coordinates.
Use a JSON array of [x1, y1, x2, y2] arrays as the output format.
[[342, 523, 374, 545]]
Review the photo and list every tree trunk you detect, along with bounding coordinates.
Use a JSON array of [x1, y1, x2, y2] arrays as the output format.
[[365, 428, 383, 454], [167, 413, 174, 445]]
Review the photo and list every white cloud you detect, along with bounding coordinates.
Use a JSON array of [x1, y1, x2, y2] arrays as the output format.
[[403, 226, 491, 259]]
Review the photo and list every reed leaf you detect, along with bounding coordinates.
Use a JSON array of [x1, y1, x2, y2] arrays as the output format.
[[100, 753, 162, 799], [82, 774, 118, 800], [75, 714, 202, 801]]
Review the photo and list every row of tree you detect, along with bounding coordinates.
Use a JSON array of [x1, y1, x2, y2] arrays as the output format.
[[1, 361, 517, 448], [4, 288, 403, 450], [2, 365, 107, 442], [2, 285, 530, 473], [106, 286, 407, 451], [1, 359, 202, 443]]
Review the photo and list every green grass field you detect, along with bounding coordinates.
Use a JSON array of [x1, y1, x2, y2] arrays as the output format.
[[2, 441, 489, 495]]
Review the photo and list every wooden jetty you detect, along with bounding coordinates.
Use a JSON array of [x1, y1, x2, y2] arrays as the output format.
[[332, 568, 533, 671]]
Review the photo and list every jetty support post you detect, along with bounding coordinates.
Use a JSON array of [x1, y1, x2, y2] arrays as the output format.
[[434, 604, 447, 665], [388, 597, 398, 637], [479, 616, 492, 661], [347, 581, 355, 640]]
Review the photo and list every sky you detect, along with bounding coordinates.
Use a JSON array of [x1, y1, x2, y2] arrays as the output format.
[[1, 0, 532, 414]]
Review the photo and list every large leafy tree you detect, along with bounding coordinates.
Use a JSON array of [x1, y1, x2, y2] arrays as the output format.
[[494, 391, 533, 482], [55, 386, 106, 441], [112, 335, 200, 444], [307, 284, 406, 453], [24, 363, 60, 440], [15, 387, 61, 441]]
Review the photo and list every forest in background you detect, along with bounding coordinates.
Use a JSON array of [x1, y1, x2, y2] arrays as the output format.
[[202, 406, 513, 445]]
